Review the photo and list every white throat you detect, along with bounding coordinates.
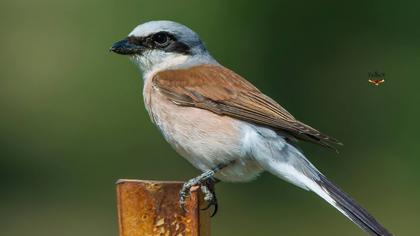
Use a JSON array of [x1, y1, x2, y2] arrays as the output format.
[[140, 53, 189, 79], [132, 51, 218, 80]]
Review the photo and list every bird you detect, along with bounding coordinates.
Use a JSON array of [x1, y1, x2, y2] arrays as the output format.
[[110, 20, 392, 236]]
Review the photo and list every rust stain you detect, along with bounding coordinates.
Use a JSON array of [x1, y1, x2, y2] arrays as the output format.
[[145, 182, 162, 193], [116, 180, 211, 236]]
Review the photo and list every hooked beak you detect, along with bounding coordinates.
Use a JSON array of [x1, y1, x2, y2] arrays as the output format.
[[110, 38, 145, 55]]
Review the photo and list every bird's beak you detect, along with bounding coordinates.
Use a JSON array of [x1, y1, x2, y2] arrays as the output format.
[[110, 38, 145, 55]]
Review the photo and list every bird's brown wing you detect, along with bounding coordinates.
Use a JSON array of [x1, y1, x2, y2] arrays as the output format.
[[153, 64, 341, 150]]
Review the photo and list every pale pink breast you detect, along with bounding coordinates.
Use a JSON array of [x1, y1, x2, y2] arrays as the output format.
[[142, 78, 262, 182]]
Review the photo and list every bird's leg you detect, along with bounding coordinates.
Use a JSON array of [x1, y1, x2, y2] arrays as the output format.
[[179, 161, 233, 216], [179, 170, 220, 214]]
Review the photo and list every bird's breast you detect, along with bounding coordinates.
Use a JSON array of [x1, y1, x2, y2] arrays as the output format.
[[142, 76, 262, 182]]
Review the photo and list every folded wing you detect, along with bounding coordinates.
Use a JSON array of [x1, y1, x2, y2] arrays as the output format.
[[153, 64, 341, 150]]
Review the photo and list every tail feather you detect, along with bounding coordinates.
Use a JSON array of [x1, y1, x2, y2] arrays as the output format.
[[314, 174, 392, 236], [248, 126, 392, 235]]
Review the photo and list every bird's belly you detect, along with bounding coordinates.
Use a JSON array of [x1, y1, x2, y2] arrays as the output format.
[[145, 91, 263, 182]]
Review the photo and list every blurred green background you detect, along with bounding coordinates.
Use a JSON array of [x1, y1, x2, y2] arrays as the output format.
[[1, 0, 419, 235]]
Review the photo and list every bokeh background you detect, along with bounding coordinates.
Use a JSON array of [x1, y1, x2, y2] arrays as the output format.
[[1, 0, 419, 235]]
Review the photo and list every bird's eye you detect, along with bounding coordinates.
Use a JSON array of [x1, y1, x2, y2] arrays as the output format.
[[152, 32, 170, 46]]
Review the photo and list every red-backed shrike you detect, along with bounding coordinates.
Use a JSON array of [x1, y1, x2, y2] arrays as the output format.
[[111, 20, 392, 236]]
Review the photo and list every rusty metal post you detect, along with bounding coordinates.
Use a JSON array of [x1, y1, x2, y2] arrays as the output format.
[[116, 179, 211, 236]]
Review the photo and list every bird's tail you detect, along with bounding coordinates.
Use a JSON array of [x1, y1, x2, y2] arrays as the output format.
[[252, 137, 392, 236], [269, 163, 391, 235], [314, 173, 392, 236]]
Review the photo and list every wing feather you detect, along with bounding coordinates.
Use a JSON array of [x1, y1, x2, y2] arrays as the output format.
[[153, 64, 341, 150]]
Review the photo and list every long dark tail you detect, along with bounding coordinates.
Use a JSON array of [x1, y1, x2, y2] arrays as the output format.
[[253, 136, 392, 235], [315, 174, 392, 236]]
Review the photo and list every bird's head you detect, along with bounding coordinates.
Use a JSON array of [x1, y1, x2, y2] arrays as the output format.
[[110, 20, 213, 74]]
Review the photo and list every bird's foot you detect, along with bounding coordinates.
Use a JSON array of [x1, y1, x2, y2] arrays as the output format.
[[179, 161, 234, 216], [199, 178, 219, 216], [179, 171, 220, 216]]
